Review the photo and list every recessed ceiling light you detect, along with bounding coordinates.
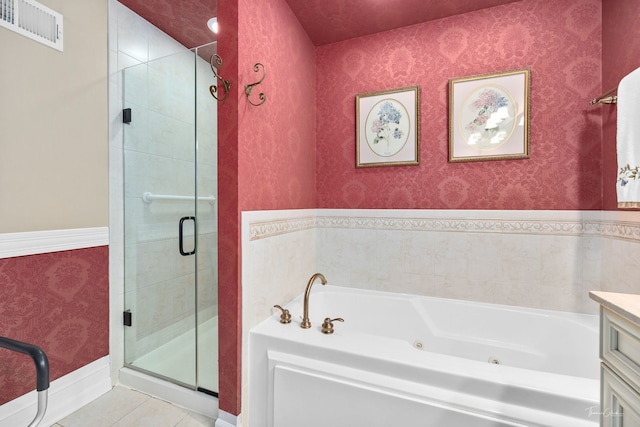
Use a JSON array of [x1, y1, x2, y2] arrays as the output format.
[[207, 17, 219, 34]]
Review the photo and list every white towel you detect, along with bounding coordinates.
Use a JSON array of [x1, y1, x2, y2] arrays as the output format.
[[617, 66, 640, 208]]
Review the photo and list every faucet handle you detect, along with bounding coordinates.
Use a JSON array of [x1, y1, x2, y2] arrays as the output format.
[[273, 305, 292, 324], [321, 317, 344, 334]]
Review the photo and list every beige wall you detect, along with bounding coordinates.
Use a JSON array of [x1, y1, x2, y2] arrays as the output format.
[[0, 0, 108, 233]]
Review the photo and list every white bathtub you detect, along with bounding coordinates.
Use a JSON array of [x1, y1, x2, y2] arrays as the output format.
[[248, 285, 600, 427]]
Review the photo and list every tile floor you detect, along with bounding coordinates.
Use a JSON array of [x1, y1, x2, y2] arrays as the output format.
[[53, 386, 215, 427]]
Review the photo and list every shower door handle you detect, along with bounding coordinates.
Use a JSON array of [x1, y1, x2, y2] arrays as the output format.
[[179, 216, 197, 256]]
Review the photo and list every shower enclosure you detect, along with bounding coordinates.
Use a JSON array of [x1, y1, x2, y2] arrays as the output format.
[[122, 43, 218, 395]]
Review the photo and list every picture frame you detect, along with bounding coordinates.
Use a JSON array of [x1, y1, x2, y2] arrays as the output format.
[[448, 68, 530, 162], [356, 86, 420, 168]]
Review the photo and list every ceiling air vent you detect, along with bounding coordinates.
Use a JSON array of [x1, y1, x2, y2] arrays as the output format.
[[1, 0, 63, 51]]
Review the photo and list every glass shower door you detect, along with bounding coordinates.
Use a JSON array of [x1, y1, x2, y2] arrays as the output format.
[[194, 42, 219, 394], [123, 48, 200, 389]]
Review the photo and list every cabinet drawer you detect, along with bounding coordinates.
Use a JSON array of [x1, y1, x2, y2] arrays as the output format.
[[602, 365, 640, 427], [602, 307, 640, 394]]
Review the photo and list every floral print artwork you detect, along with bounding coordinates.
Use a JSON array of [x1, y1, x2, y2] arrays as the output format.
[[465, 89, 508, 132], [459, 85, 516, 150], [365, 99, 410, 157]]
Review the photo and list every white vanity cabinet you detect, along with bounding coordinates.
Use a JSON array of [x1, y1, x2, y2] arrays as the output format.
[[601, 364, 640, 426], [591, 292, 640, 427]]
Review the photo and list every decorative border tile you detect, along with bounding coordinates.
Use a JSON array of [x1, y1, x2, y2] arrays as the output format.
[[249, 211, 640, 243], [316, 215, 586, 236], [593, 220, 640, 242], [249, 216, 315, 240], [500, 220, 585, 235], [316, 216, 584, 236]]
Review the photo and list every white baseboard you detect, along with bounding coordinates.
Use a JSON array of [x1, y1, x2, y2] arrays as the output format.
[[0, 227, 109, 259], [0, 356, 112, 427], [216, 409, 241, 427]]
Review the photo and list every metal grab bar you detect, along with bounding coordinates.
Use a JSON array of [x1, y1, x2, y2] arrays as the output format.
[[142, 192, 216, 204], [0, 336, 49, 427]]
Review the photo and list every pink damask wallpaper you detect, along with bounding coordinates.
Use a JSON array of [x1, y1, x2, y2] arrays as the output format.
[[316, 0, 603, 210], [217, 0, 241, 414], [0, 247, 109, 405], [217, 0, 317, 415], [285, 0, 521, 46], [237, 0, 317, 211]]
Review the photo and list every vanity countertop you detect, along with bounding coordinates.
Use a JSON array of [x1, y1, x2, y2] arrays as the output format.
[[590, 291, 640, 326]]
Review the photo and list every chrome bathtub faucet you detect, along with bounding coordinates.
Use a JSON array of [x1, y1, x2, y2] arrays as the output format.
[[301, 273, 327, 328]]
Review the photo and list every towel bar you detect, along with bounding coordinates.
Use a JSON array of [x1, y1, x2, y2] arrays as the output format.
[[590, 86, 618, 105]]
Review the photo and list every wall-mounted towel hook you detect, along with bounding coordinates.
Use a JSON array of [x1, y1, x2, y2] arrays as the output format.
[[210, 54, 231, 102], [244, 63, 266, 106]]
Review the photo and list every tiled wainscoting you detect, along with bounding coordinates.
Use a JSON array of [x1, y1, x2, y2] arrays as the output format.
[[245, 210, 640, 320], [242, 208, 640, 344]]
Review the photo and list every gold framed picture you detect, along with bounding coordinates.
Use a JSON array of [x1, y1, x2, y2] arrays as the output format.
[[356, 86, 420, 167], [448, 69, 530, 162]]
